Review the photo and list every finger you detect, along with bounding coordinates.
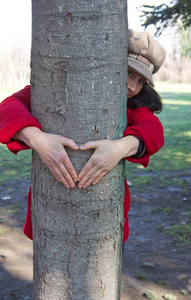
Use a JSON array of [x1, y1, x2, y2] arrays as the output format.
[[79, 170, 107, 189], [59, 136, 79, 150], [65, 139, 79, 150], [78, 166, 101, 189], [77, 160, 93, 182], [79, 141, 98, 151], [59, 163, 76, 188], [44, 148, 77, 186], [49, 166, 73, 189], [47, 151, 77, 187], [78, 151, 104, 182], [61, 155, 78, 183], [92, 172, 107, 186]]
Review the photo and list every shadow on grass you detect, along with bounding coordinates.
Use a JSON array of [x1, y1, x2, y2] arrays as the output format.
[[0, 262, 33, 300]]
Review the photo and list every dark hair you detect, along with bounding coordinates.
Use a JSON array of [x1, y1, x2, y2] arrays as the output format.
[[128, 82, 163, 114]]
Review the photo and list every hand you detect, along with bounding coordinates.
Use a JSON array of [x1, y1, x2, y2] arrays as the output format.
[[77, 139, 124, 189], [32, 132, 79, 188], [15, 127, 79, 188]]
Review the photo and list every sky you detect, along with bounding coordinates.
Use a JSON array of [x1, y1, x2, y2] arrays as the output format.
[[128, 0, 148, 32], [0, 0, 31, 46], [128, 0, 171, 34], [0, 0, 172, 46]]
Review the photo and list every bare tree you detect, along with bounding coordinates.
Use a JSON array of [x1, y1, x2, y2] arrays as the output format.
[[31, 1, 127, 299]]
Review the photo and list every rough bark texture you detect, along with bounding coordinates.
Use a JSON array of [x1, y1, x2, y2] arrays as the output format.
[[31, 1, 127, 299]]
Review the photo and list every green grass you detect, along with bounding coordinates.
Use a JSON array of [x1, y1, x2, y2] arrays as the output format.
[[125, 82, 191, 187], [165, 223, 191, 245], [0, 84, 32, 184], [0, 144, 31, 184], [186, 210, 191, 218], [157, 83, 191, 171], [150, 206, 172, 214]]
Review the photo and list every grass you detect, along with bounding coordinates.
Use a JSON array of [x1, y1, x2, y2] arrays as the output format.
[[165, 223, 191, 245], [125, 82, 191, 187], [0, 86, 32, 184], [186, 210, 191, 218], [0, 144, 31, 184], [150, 206, 172, 214], [0, 201, 22, 214]]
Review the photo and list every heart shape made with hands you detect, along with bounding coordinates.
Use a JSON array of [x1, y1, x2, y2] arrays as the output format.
[[66, 139, 124, 189]]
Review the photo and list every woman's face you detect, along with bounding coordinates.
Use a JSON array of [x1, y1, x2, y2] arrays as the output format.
[[127, 67, 147, 98]]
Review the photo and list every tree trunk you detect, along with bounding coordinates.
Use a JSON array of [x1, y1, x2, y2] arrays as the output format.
[[31, 1, 127, 299]]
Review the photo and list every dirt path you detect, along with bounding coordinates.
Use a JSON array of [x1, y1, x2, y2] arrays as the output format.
[[121, 177, 191, 300], [0, 175, 190, 299]]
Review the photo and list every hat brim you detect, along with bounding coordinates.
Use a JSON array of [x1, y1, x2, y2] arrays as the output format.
[[128, 59, 154, 87]]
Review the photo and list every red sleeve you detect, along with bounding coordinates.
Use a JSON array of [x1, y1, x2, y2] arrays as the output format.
[[0, 85, 42, 154], [124, 107, 164, 167]]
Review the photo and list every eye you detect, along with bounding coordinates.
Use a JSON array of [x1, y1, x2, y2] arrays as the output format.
[[128, 70, 134, 77], [139, 79, 146, 85]]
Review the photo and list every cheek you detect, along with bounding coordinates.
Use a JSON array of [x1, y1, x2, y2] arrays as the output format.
[[136, 85, 143, 95]]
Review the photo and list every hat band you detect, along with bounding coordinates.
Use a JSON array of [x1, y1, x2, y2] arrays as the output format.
[[128, 52, 154, 73]]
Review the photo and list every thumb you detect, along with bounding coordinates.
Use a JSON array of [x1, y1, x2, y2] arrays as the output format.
[[80, 141, 99, 151], [60, 136, 79, 150]]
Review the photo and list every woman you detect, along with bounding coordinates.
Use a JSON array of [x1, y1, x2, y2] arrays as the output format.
[[0, 29, 165, 242]]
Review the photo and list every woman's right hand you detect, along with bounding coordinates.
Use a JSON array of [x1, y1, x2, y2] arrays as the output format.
[[14, 127, 79, 188]]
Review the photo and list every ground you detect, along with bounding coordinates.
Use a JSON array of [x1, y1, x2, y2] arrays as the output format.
[[121, 170, 191, 300], [0, 173, 190, 300]]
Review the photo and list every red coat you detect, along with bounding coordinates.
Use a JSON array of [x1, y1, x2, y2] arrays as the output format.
[[0, 85, 164, 242]]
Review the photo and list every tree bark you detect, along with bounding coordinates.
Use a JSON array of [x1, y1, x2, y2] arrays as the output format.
[[31, 1, 127, 299]]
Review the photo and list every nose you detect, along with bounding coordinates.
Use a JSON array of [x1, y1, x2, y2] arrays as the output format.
[[127, 80, 136, 92]]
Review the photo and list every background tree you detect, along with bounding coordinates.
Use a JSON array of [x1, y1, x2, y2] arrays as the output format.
[[180, 27, 191, 58], [141, 0, 191, 35], [31, 0, 127, 299]]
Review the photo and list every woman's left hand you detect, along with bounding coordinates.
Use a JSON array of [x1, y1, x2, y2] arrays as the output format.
[[77, 139, 124, 189]]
